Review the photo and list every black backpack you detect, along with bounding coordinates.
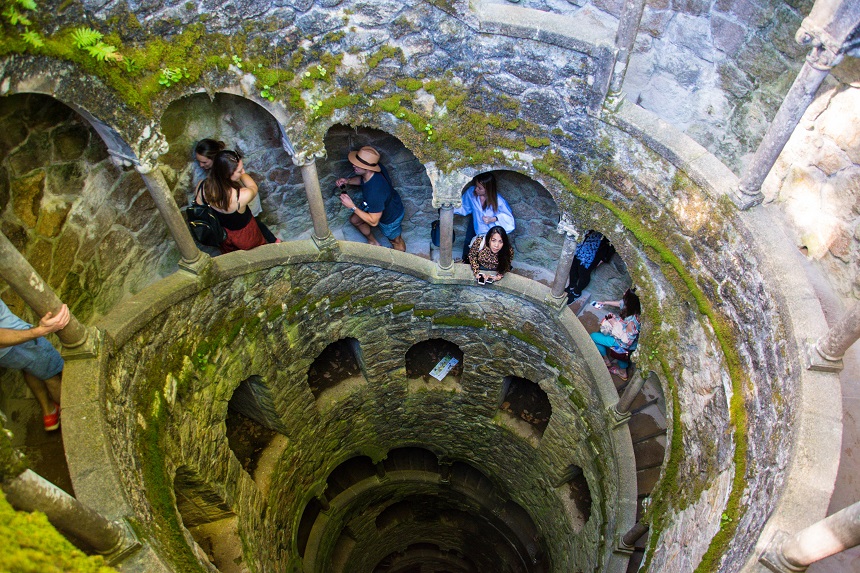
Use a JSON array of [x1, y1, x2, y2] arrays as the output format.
[[185, 182, 226, 247]]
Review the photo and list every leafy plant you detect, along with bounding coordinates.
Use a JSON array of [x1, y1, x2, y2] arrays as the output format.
[[260, 84, 275, 102], [231, 54, 243, 69], [158, 67, 188, 88], [3, 5, 30, 26], [71, 27, 102, 48], [20, 29, 42, 46]]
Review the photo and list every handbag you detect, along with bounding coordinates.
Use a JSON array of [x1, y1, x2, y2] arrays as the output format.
[[607, 344, 630, 362], [185, 183, 226, 247]]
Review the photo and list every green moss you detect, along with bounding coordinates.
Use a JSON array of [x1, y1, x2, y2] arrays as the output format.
[[392, 303, 415, 314], [366, 44, 404, 70], [396, 78, 424, 91], [0, 491, 116, 572], [557, 375, 572, 388], [525, 135, 550, 148], [413, 309, 438, 318], [329, 293, 353, 308], [543, 356, 559, 369], [505, 329, 549, 354], [432, 315, 486, 328]]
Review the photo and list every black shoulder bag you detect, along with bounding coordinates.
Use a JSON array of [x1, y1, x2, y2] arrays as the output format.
[[185, 182, 226, 247]]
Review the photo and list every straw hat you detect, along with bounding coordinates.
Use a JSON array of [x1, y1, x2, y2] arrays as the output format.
[[348, 146, 382, 172]]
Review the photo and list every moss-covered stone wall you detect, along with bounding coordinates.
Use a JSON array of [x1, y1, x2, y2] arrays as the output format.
[[98, 257, 627, 572]]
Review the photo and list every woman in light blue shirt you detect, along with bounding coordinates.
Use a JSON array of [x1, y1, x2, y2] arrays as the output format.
[[455, 173, 516, 260]]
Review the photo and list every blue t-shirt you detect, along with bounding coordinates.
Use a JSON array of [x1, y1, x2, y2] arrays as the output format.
[[359, 164, 404, 225], [0, 301, 31, 360]]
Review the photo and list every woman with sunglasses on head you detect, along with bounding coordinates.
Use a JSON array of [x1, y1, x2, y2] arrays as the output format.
[[192, 138, 277, 244], [455, 172, 515, 261], [468, 225, 513, 283], [195, 150, 272, 253]]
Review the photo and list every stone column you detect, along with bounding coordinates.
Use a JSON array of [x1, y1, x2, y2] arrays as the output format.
[[0, 232, 95, 357], [606, 0, 648, 108], [759, 501, 860, 572], [294, 152, 337, 250], [3, 469, 140, 563], [808, 301, 860, 372], [136, 162, 210, 275], [546, 216, 580, 309], [735, 21, 847, 208], [610, 369, 647, 425], [438, 204, 455, 272], [617, 520, 649, 553]]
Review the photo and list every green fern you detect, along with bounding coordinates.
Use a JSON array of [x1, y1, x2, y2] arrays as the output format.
[[14, 0, 37, 10], [86, 42, 121, 62], [71, 27, 103, 49], [21, 29, 42, 47], [3, 6, 31, 26]]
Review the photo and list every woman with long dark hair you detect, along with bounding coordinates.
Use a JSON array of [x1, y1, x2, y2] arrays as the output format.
[[195, 150, 270, 253], [590, 288, 642, 380], [192, 138, 277, 244], [468, 225, 513, 283], [455, 172, 515, 261]]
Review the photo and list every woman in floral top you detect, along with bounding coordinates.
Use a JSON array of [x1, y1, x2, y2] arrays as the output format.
[[468, 226, 514, 283]]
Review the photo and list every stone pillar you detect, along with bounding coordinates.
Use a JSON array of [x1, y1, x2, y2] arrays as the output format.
[[2, 469, 140, 563], [735, 16, 849, 208], [0, 232, 96, 357], [606, 0, 648, 107], [546, 216, 580, 309], [617, 521, 649, 553], [136, 162, 210, 275], [438, 204, 455, 272], [759, 501, 860, 572], [610, 369, 647, 425], [294, 153, 337, 250], [808, 301, 860, 372]]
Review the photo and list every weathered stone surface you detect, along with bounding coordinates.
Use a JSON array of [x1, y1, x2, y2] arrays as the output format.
[[35, 200, 72, 238], [672, 0, 711, 16], [8, 133, 50, 177], [711, 12, 748, 56], [46, 162, 87, 195], [51, 123, 90, 163], [504, 58, 555, 86], [639, 8, 673, 37], [520, 88, 565, 125], [10, 170, 45, 227]]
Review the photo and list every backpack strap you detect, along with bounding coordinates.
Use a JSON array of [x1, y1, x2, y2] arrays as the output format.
[[195, 180, 208, 206]]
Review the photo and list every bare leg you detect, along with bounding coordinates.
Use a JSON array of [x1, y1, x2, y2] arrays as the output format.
[[23, 372, 53, 416], [44, 373, 62, 406], [390, 235, 406, 252], [349, 212, 381, 246]]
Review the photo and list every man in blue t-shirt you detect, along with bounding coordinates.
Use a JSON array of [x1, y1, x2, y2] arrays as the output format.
[[0, 300, 69, 431], [336, 146, 406, 251]]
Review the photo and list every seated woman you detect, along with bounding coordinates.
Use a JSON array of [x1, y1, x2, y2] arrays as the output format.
[[468, 226, 513, 283], [193, 138, 277, 244], [455, 173, 515, 261], [195, 150, 272, 253], [589, 288, 641, 380]]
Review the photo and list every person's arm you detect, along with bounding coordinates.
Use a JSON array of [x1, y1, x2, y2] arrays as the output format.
[[597, 299, 623, 308], [468, 239, 482, 277], [453, 187, 475, 217], [335, 175, 362, 187], [0, 305, 70, 349], [237, 174, 259, 209], [338, 194, 383, 226], [490, 195, 516, 233]]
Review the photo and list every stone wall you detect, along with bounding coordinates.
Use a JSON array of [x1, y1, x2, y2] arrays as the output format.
[[97, 253, 628, 572], [762, 57, 860, 304], [623, 0, 811, 169]]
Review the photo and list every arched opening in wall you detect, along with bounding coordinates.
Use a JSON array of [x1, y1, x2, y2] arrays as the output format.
[[448, 462, 499, 505], [173, 466, 245, 572], [307, 337, 368, 408], [498, 376, 551, 442], [553, 464, 591, 533], [321, 124, 433, 257], [297, 496, 324, 559], [225, 375, 286, 493], [405, 338, 463, 393], [325, 455, 379, 499], [382, 446, 440, 474], [456, 170, 562, 284], [0, 93, 168, 322], [160, 92, 307, 245]]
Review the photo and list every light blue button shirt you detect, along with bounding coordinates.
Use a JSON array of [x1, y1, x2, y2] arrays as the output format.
[[454, 186, 516, 235]]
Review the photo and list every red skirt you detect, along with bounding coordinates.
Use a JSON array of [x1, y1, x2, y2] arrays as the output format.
[[220, 217, 267, 253]]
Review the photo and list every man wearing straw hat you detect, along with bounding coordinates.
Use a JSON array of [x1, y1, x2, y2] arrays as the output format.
[[336, 146, 407, 251]]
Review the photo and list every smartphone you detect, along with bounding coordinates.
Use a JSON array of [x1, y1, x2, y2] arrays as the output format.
[[335, 184, 347, 196], [476, 275, 486, 285], [591, 301, 603, 308]]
